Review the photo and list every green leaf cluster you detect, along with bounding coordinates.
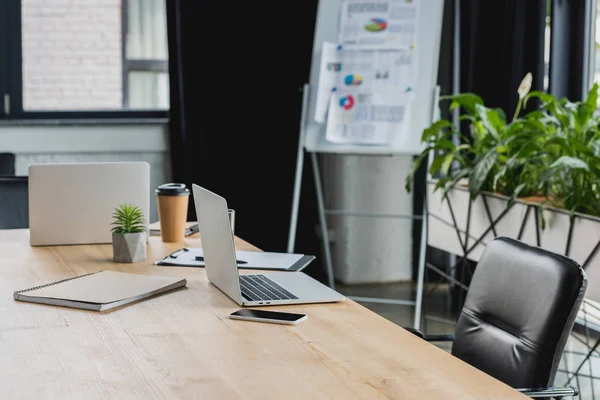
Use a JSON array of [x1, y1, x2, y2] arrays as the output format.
[[111, 203, 146, 234], [406, 82, 600, 217]]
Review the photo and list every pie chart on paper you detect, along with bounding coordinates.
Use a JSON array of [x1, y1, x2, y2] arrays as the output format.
[[339, 95, 355, 110], [364, 18, 388, 32], [344, 74, 364, 86]]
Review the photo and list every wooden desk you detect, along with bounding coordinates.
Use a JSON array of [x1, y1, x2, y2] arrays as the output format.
[[0, 229, 526, 399]]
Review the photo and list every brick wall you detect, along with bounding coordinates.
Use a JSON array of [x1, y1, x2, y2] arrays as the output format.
[[21, 0, 122, 110]]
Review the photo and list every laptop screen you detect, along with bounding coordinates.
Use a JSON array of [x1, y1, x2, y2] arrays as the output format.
[[192, 184, 243, 305]]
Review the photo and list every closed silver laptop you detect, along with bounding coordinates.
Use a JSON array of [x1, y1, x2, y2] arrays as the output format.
[[29, 162, 150, 246], [192, 184, 345, 306]]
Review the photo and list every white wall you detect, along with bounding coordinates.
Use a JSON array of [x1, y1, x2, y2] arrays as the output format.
[[21, 0, 122, 110], [0, 124, 170, 222]]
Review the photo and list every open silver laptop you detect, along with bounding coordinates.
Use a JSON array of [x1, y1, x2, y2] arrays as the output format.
[[29, 162, 150, 246], [193, 184, 345, 306]]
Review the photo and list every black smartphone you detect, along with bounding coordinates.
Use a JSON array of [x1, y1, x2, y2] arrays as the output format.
[[229, 309, 307, 325]]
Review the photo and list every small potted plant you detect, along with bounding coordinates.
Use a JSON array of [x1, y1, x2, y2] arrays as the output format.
[[111, 203, 147, 263]]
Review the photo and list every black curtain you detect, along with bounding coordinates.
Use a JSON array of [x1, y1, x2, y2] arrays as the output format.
[[460, 0, 546, 115], [550, 0, 592, 101], [411, 0, 455, 279], [166, 1, 326, 281], [443, 0, 547, 305]]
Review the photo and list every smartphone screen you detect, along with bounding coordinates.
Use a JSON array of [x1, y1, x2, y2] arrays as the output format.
[[230, 309, 306, 322]]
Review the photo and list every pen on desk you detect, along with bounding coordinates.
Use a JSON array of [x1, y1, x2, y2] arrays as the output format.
[[195, 256, 247, 265], [186, 224, 199, 236], [169, 248, 189, 258]]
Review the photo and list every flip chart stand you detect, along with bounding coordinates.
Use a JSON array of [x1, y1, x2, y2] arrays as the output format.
[[287, 83, 439, 330]]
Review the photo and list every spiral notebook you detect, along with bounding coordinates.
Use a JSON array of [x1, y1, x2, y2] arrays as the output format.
[[13, 270, 187, 311]]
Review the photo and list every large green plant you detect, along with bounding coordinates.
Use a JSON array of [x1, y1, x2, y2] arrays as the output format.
[[406, 73, 548, 201], [531, 84, 600, 216], [406, 75, 600, 218]]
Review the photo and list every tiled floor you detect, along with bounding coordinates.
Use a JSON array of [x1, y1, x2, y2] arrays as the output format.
[[336, 281, 600, 400]]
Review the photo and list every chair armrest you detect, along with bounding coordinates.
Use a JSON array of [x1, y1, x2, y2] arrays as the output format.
[[516, 386, 578, 398], [423, 334, 455, 341], [404, 328, 454, 342]]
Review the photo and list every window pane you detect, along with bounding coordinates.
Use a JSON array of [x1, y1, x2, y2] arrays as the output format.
[[126, 0, 168, 60], [124, 0, 169, 110], [21, 0, 169, 112], [128, 71, 169, 109]]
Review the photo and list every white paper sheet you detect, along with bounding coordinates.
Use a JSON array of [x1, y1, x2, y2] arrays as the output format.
[[155, 248, 313, 271], [325, 89, 412, 145], [314, 42, 342, 123], [339, 0, 418, 50], [314, 43, 417, 123], [336, 48, 417, 92]]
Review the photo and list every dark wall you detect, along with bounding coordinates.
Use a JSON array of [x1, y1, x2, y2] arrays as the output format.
[[167, 1, 325, 280]]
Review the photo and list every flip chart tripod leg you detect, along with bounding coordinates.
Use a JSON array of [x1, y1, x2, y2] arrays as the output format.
[[287, 148, 305, 253], [413, 198, 428, 330], [412, 88, 440, 330], [311, 152, 335, 289], [287, 84, 310, 253]]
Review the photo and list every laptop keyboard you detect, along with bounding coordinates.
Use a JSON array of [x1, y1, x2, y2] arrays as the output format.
[[239, 275, 299, 302]]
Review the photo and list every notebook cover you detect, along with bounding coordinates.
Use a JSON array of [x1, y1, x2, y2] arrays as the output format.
[[14, 270, 186, 310]]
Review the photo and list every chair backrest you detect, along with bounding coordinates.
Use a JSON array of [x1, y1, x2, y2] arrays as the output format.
[[0, 153, 15, 176], [452, 237, 587, 389], [0, 176, 29, 229]]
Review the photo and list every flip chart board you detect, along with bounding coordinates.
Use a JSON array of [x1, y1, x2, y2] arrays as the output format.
[[304, 0, 445, 155]]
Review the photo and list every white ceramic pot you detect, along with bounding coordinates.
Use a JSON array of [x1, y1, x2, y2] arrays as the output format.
[[426, 180, 600, 301]]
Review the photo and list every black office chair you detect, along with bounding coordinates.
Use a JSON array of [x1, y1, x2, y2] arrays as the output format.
[[0, 153, 16, 175], [409, 237, 587, 399], [0, 176, 29, 229]]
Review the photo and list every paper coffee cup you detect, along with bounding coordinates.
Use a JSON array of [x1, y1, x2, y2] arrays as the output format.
[[156, 183, 190, 242]]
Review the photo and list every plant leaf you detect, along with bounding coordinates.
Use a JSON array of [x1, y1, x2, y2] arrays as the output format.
[[525, 91, 557, 107], [493, 108, 507, 124], [441, 168, 470, 199], [591, 139, 600, 157], [474, 104, 501, 140], [405, 149, 433, 193], [441, 93, 484, 114], [429, 154, 446, 176], [441, 153, 454, 177], [111, 203, 145, 234], [579, 83, 599, 125], [469, 150, 499, 198], [508, 183, 528, 207], [549, 156, 590, 171], [421, 120, 454, 142], [433, 139, 456, 150]]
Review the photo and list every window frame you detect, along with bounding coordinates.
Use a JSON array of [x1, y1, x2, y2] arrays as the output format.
[[590, 0, 599, 93], [0, 0, 10, 117], [0, 0, 169, 122]]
